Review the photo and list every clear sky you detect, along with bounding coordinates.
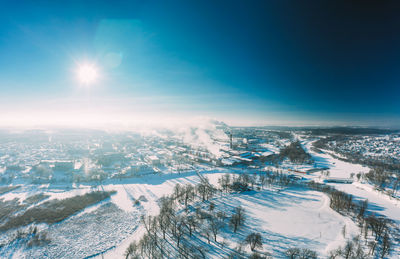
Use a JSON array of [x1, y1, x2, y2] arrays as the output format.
[[0, 0, 399, 128]]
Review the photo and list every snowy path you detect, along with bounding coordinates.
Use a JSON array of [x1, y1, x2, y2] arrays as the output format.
[[302, 138, 400, 223]]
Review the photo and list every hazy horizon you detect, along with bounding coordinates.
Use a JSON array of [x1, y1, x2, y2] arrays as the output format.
[[1, 1, 400, 128]]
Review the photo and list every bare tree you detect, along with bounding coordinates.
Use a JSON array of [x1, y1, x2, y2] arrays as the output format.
[[138, 233, 156, 258], [328, 247, 342, 259], [286, 247, 317, 259], [218, 174, 231, 193], [342, 225, 346, 238], [392, 177, 399, 196], [209, 216, 224, 242], [259, 174, 267, 189], [298, 248, 317, 259], [357, 199, 368, 221], [366, 215, 388, 240], [368, 241, 377, 256], [203, 226, 211, 244], [157, 197, 175, 240], [249, 251, 270, 259], [230, 206, 245, 233], [174, 219, 186, 247], [141, 215, 159, 255], [125, 241, 139, 259], [197, 182, 208, 202], [183, 184, 195, 207], [285, 248, 300, 259], [245, 232, 263, 252], [381, 231, 391, 259], [174, 183, 183, 203], [141, 215, 157, 236], [157, 213, 170, 239], [343, 240, 354, 259], [196, 177, 215, 201], [185, 215, 197, 237]]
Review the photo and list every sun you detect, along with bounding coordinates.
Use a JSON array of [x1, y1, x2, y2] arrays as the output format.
[[76, 63, 99, 85]]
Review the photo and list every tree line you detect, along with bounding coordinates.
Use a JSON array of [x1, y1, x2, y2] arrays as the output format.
[[307, 181, 396, 258], [125, 170, 398, 258]]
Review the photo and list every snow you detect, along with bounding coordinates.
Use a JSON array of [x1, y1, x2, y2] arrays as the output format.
[[106, 185, 136, 212], [96, 172, 362, 258], [1, 134, 399, 258], [1, 192, 27, 201], [21, 203, 140, 259], [259, 143, 280, 154], [301, 138, 400, 224], [210, 188, 359, 257], [261, 150, 274, 156], [303, 140, 370, 178], [332, 182, 400, 223]]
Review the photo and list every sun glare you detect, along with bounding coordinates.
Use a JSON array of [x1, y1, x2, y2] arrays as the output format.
[[76, 63, 98, 85]]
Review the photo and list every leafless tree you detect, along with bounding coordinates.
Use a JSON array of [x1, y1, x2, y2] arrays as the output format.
[[357, 199, 368, 221], [209, 216, 224, 242], [185, 215, 197, 237], [381, 231, 391, 259], [218, 174, 231, 193], [285, 248, 300, 259], [183, 184, 195, 207], [174, 219, 186, 247], [245, 232, 263, 251], [343, 240, 354, 259], [366, 215, 388, 240], [230, 206, 245, 233], [298, 248, 317, 259], [124, 241, 139, 259]]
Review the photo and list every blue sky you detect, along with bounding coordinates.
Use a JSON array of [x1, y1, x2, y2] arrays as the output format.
[[0, 1, 399, 127]]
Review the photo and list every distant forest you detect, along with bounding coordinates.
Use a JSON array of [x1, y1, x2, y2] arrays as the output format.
[[263, 141, 313, 165], [308, 127, 398, 135], [247, 126, 398, 135]]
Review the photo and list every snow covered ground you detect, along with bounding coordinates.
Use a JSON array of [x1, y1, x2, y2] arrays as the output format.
[[301, 138, 400, 224], [1, 135, 399, 258], [202, 187, 358, 258], [96, 172, 360, 258], [0, 186, 141, 259], [302, 138, 370, 178], [2, 159, 399, 258]]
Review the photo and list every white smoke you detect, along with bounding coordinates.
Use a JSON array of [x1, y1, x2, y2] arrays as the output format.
[[177, 117, 229, 158]]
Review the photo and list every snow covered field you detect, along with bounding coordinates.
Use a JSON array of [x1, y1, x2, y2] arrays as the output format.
[[0, 133, 399, 258], [302, 138, 400, 223], [200, 187, 358, 258], [2, 157, 399, 258], [92, 172, 360, 258]]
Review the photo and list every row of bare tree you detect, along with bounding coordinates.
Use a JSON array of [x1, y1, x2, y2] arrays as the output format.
[[307, 181, 394, 258], [125, 175, 268, 259]]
